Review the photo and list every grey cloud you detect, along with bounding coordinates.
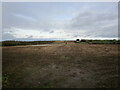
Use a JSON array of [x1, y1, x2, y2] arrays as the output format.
[[2, 33, 16, 40], [70, 12, 117, 30], [49, 30, 54, 33], [3, 3, 55, 31], [25, 35, 33, 38], [2, 2, 118, 40], [65, 11, 118, 38], [13, 13, 37, 22], [73, 35, 78, 38]]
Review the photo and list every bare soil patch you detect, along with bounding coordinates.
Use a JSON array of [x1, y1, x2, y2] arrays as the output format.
[[2, 43, 119, 88]]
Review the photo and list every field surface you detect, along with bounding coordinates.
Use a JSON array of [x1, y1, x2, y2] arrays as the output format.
[[2, 43, 119, 88]]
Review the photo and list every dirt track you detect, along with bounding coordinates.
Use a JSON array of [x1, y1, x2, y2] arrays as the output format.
[[2, 43, 119, 88]]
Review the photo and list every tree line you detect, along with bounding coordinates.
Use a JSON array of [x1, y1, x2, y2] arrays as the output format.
[[1, 39, 120, 46]]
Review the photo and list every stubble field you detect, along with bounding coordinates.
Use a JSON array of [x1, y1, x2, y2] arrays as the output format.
[[2, 43, 119, 88]]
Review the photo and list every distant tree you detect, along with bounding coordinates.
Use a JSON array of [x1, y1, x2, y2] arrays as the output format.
[[81, 39, 86, 42], [76, 39, 80, 42]]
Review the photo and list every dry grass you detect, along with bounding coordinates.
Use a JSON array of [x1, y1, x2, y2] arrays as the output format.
[[2, 43, 119, 88]]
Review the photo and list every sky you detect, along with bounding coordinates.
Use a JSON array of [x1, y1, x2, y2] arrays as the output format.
[[2, 2, 118, 41]]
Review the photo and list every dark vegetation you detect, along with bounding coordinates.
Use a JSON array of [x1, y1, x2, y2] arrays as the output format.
[[75, 39, 120, 44], [1, 41, 55, 46], [1, 39, 120, 46]]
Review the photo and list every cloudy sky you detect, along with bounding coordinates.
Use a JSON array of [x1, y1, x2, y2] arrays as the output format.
[[2, 2, 118, 41]]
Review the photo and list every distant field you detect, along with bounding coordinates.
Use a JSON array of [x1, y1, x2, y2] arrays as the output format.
[[2, 43, 119, 88]]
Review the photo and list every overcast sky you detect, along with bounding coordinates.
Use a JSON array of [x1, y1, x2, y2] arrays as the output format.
[[2, 2, 118, 41]]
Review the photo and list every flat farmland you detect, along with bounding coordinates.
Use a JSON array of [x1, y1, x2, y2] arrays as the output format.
[[2, 43, 119, 88]]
